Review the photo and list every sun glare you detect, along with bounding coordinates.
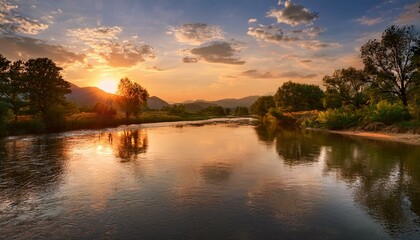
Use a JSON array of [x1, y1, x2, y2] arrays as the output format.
[[98, 79, 118, 94]]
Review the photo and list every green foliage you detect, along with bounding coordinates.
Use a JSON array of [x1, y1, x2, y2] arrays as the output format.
[[161, 104, 186, 115], [275, 81, 325, 112], [92, 102, 117, 117], [250, 95, 275, 117], [368, 100, 410, 125], [317, 108, 361, 130], [267, 108, 297, 127], [0, 101, 10, 136], [200, 106, 226, 116], [361, 25, 420, 106], [323, 88, 343, 109], [234, 106, 249, 115], [323, 67, 368, 109], [117, 77, 149, 119], [24, 58, 71, 116]]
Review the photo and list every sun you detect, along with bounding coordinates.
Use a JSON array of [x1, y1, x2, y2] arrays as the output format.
[[97, 79, 118, 94]]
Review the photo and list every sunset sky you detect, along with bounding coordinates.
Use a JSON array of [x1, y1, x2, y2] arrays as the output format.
[[0, 0, 419, 102]]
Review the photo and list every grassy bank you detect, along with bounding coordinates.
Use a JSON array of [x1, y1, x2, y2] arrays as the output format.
[[2, 111, 214, 137]]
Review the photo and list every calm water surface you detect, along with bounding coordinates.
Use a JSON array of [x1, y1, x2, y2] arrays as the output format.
[[1, 118, 420, 239]]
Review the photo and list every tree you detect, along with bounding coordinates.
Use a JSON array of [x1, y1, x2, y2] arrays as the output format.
[[361, 25, 420, 106], [323, 67, 368, 109], [7, 60, 26, 120], [116, 77, 149, 119], [24, 58, 71, 117], [234, 106, 248, 115], [250, 96, 275, 117], [274, 81, 325, 112]]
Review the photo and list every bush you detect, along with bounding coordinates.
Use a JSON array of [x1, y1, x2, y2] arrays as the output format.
[[368, 100, 410, 125], [317, 108, 361, 129], [267, 108, 297, 127]]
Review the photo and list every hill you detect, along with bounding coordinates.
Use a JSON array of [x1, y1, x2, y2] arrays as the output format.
[[178, 95, 260, 111], [66, 84, 170, 109]]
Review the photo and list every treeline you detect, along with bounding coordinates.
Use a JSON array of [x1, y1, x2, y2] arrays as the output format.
[[160, 104, 249, 116], [0, 54, 150, 136], [251, 25, 420, 130]]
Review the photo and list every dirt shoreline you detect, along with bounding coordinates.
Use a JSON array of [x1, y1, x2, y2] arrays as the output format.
[[309, 128, 420, 146]]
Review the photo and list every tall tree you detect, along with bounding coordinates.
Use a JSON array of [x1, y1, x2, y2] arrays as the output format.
[[323, 67, 368, 109], [24, 58, 71, 116], [8, 60, 26, 120], [361, 25, 420, 106], [274, 81, 325, 112], [117, 77, 149, 119], [0, 54, 10, 103], [250, 96, 275, 117]]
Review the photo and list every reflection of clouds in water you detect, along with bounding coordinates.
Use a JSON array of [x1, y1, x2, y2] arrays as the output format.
[[200, 162, 234, 184], [247, 181, 320, 227]]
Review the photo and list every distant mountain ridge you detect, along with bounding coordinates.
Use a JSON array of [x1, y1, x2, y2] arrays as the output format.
[[66, 84, 170, 110], [66, 83, 259, 111]]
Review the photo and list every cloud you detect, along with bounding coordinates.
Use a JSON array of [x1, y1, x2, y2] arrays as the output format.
[[0, 35, 85, 64], [0, 0, 49, 35], [247, 25, 298, 43], [182, 56, 199, 63], [67, 26, 123, 50], [167, 23, 224, 45], [101, 43, 155, 67], [248, 18, 257, 23], [356, 16, 383, 26], [146, 66, 165, 71], [394, 3, 420, 25], [240, 69, 317, 79], [241, 69, 276, 79], [247, 24, 332, 49], [184, 41, 245, 65], [67, 26, 154, 67], [267, 0, 318, 26]]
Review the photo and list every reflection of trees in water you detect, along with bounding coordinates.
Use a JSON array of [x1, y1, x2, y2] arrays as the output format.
[[323, 139, 420, 236], [254, 124, 328, 165], [0, 137, 67, 201], [200, 162, 233, 184], [115, 130, 148, 162]]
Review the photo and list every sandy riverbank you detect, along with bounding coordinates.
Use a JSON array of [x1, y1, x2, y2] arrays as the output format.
[[321, 129, 420, 146]]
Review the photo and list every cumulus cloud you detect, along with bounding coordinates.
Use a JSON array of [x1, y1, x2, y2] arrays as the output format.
[[0, 0, 49, 35], [67, 26, 123, 50], [247, 24, 330, 49], [394, 3, 420, 25], [247, 25, 298, 43], [67, 26, 155, 67], [183, 41, 245, 65], [248, 18, 257, 23], [101, 43, 154, 67], [0, 35, 85, 64], [267, 0, 318, 26], [167, 23, 224, 45], [356, 16, 383, 26]]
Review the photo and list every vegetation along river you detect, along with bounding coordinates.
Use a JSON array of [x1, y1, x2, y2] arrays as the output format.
[[1, 118, 420, 239]]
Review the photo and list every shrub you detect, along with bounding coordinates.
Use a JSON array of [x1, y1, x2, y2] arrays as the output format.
[[317, 108, 361, 129], [368, 100, 410, 125], [267, 108, 297, 127]]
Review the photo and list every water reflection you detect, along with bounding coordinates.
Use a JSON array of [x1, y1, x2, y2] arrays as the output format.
[[0, 137, 67, 200], [200, 162, 233, 184], [255, 124, 420, 237], [114, 130, 148, 162]]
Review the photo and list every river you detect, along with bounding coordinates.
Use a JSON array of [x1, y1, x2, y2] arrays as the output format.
[[1, 118, 420, 239]]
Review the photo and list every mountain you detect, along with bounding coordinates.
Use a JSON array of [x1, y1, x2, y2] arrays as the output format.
[[148, 96, 170, 109], [66, 84, 170, 109], [175, 95, 260, 111], [66, 84, 114, 107]]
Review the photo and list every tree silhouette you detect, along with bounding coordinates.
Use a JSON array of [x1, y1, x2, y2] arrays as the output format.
[[116, 77, 149, 120], [250, 96, 275, 117], [274, 81, 325, 112], [361, 25, 420, 106], [24, 58, 71, 117]]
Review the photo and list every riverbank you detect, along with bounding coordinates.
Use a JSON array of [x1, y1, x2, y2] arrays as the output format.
[[1, 111, 255, 137], [308, 128, 420, 146]]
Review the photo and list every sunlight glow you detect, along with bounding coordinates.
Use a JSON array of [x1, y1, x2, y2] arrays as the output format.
[[98, 79, 118, 94]]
